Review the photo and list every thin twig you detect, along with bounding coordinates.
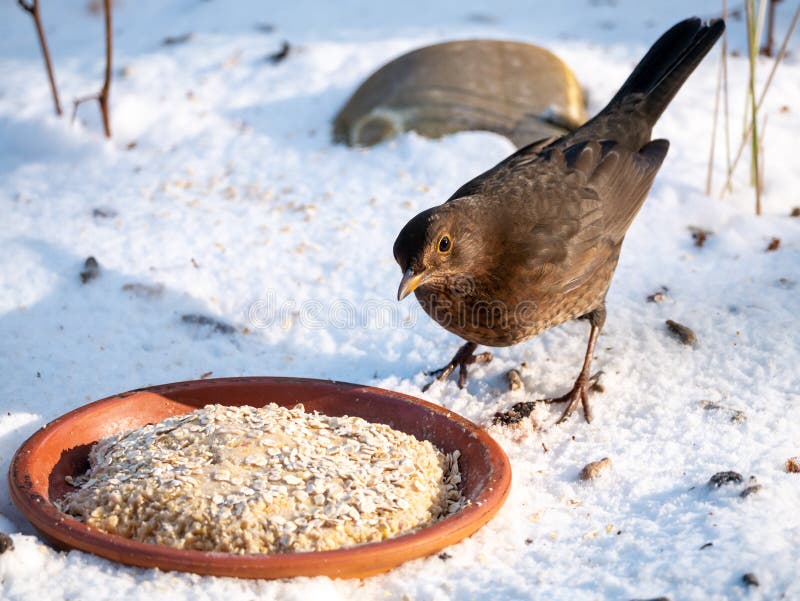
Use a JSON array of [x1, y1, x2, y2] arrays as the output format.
[[100, 0, 112, 137], [720, 2, 800, 197], [72, 93, 99, 121], [762, 0, 780, 56], [18, 0, 62, 115], [72, 0, 112, 137]]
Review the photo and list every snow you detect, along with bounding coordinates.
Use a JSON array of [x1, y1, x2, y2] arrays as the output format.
[[1, 0, 799, 599]]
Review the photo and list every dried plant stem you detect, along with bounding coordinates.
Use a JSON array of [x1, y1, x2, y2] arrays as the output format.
[[758, 114, 767, 193], [706, 54, 723, 195], [705, 0, 732, 197], [745, 0, 762, 214], [722, 0, 732, 194], [72, 0, 113, 137], [18, 0, 62, 115], [755, 0, 770, 48], [740, 1, 769, 138], [720, 2, 800, 198]]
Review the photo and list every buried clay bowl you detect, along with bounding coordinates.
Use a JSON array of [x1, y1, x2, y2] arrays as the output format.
[[333, 39, 587, 148], [9, 377, 511, 579]]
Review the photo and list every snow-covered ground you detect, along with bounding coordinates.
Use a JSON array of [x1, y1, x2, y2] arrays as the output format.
[[1, 0, 799, 599]]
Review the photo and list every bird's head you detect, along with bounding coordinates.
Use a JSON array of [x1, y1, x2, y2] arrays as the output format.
[[393, 202, 483, 301]]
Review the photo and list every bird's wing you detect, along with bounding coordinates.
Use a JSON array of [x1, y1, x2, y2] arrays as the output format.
[[454, 138, 669, 295], [446, 135, 558, 202], [558, 138, 670, 242]]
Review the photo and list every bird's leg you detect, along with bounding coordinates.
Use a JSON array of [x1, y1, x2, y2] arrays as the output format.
[[544, 306, 606, 424], [422, 342, 493, 391]]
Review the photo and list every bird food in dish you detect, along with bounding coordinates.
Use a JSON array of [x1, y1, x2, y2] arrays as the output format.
[[58, 403, 466, 554]]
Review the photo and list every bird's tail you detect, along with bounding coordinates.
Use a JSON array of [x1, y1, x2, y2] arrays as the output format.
[[604, 17, 725, 126]]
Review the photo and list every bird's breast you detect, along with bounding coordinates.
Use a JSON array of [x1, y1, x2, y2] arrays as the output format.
[[413, 272, 610, 347]]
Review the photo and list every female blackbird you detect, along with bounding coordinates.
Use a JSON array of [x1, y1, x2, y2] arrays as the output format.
[[393, 18, 725, 423]]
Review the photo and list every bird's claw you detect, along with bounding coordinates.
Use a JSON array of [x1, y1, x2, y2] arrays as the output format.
[[422, 364, 456, 391], [424, 364, 455, 379], [541, 370, 603, 424], [422, 343, 492, 392], [554, 383, 592, 424]]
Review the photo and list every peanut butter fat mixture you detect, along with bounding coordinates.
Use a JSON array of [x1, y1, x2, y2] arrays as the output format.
[[59, 403, 466, 554]]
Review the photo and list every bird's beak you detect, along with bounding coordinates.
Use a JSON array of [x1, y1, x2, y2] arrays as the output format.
[[397, 268, 430, 301]]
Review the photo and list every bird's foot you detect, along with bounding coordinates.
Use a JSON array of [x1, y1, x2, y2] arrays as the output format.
[[422, 342, 493, 391], [541, 371, 603, 424], [493, 371, 603, 426]]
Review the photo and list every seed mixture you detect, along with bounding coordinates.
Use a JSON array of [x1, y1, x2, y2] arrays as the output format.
[[58, 403, 466, 554]]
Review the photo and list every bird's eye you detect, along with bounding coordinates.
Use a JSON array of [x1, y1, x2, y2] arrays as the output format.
[[438, 234, 452, 254]]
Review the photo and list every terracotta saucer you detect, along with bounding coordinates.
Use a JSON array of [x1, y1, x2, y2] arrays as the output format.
[[9, 377, 511, 579]]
